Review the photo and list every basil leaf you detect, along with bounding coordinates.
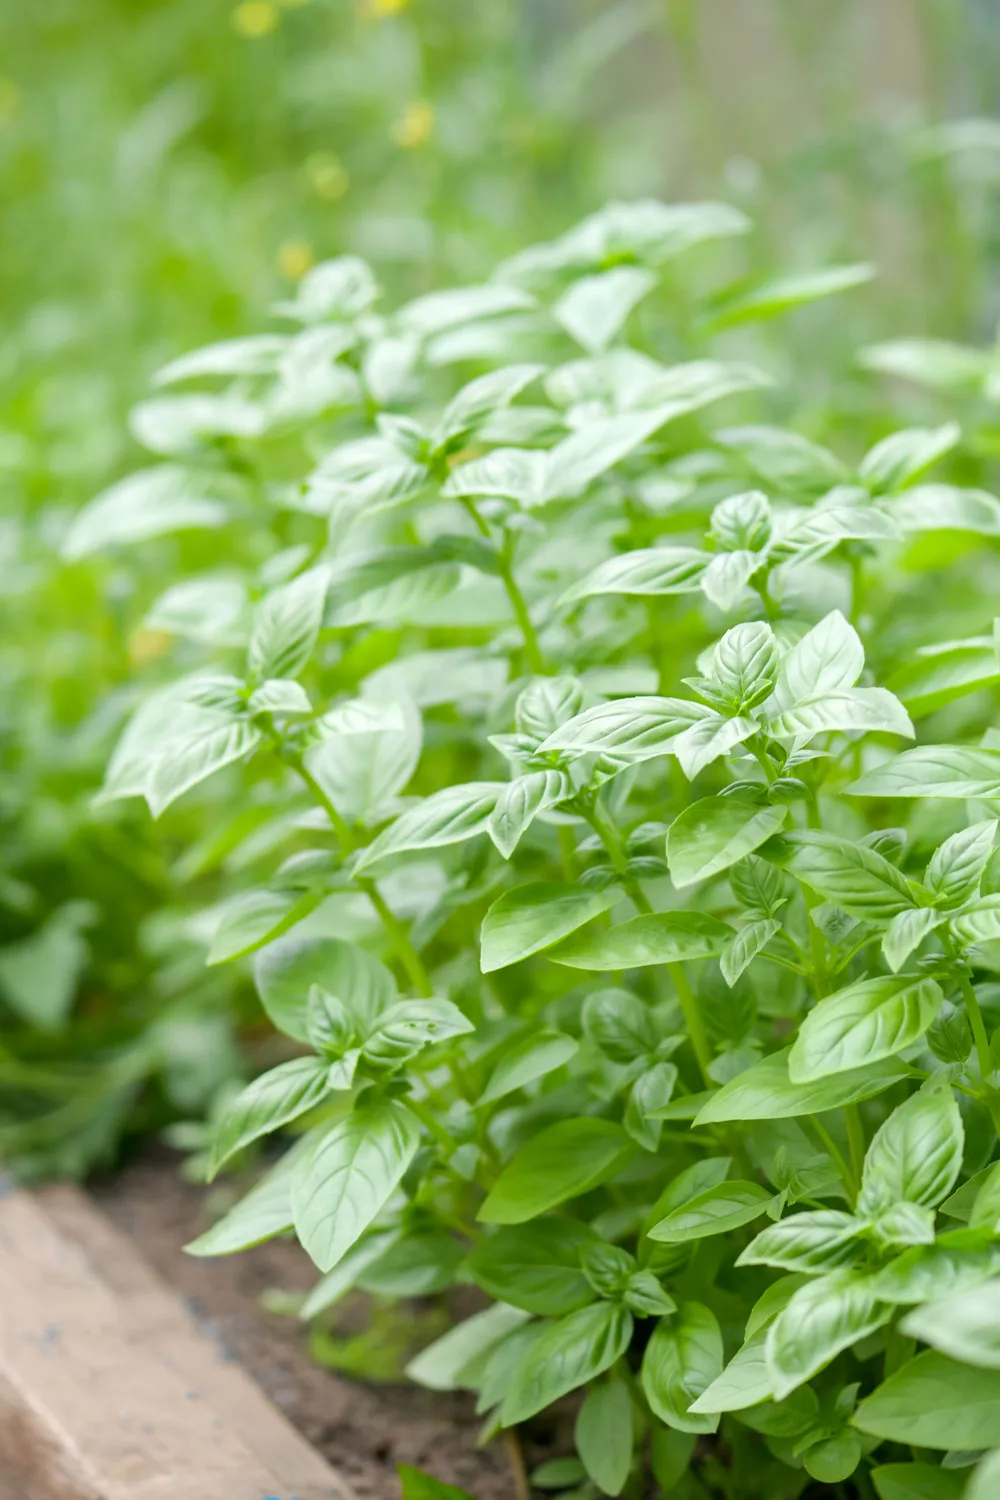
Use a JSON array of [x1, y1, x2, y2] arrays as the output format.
[[292, 1100, 422, 1271], [640, 1302, 724, 1434], [788, 975, 943, 1081], [855, 1352, 1000, 1449], [574, 1377, 634, 1497], [208, 1056, 331, 1177], [666, 798, 787, 889], [466, 1219, 597, 1315], [695, 1048, 905, 1124], [765, 1271, 891, 1398], [647, 1181, 773, 1244], [478, 1118, 635, 1224], [858, 1080, 964, 1215], [480, 883, 622, 972], [551, 912, 731, 970], [501, 1302, 633, 1426], [478, 1028, 579, 1106]]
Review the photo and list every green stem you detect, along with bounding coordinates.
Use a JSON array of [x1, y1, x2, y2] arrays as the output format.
[[277, 737, 435, 999], [809, 1114, 857, 1206], [461, 496, 544, 673], [406, 1095, 455, 1155], [845, 1103, 866, 1188], [582, 800, 714, 1086], [957, 968, 1000, 1140]]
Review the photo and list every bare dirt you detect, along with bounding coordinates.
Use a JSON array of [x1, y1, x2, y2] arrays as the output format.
[[92, 1150, 540, 1500]]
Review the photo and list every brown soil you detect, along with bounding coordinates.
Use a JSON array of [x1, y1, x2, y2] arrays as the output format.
[[92, 1150, 532, 1500]]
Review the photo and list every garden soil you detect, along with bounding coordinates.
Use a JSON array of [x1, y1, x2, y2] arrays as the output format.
[[93, 1150, 543, 1500]]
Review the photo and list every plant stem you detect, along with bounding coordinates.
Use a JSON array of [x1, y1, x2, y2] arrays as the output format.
[[276, 737, 434, 999], [498, 544, 545, 673], [406, 1094, 455, 1155], [503, 1428, 531, 1500], [845, 1103, 866, 1187], [808, 1114, 857, 1206], [957, 968, 1000, 1140], [461, 496, 544, 673], [582, 800, 714, 1086]]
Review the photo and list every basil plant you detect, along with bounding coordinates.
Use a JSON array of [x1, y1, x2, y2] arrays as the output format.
[[88, 200, 1000, 1499]]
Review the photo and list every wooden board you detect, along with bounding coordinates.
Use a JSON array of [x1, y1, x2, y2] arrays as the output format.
[[0, 1182, 356, 1500]]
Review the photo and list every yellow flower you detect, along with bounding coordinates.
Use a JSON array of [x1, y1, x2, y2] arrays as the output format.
[[359, 0, 412, 16], [306, 152, 350, 201], [232, 1, 279, 37], [128, 629, 173, 667], [277, 240, 314, 280], [0, 77, 20, 122], [392, 99, 434, 150]]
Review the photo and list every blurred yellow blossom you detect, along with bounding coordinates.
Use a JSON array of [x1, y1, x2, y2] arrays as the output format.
[[392, 99, 434, 149], [277, 240, 315, 279], [0, 78, 20, 122], [128, 629, 173, 667], [359, 0, 412, 17], [232, 1, 279, 37], [306, 152, 350, 201]]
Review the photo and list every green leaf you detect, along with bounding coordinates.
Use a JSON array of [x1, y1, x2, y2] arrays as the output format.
[[948, 895, 1000, 946], [871, 1463, 966, 1500], [771, 609, 864, 706], [62, 465, 230, 558], [501, 1302, 633, 1426], [704, 263, 875, 331], [478, 1028, 579, 1105], [433, 363, 544, 447], [894, 484, 1000, 535], [967, 1450, 1000, 1500], [666, 798, 787, 888], [561, 547, 708, 605], [695, 1048, 906, 1124], [859, 1081, 964, 1215], [406, 1303, 529, 1392], [882, 908, 944, 972], [575, 1377, 633, 1497], [871, 1228, 1000, 1304], [720, 918, 782, 986], [478, 1118, 635, 1224], [554, 265, 656, 353], [766, 1271, 890, 1398], [851, 745, 1000, 799], [859, 336, 989, 390], [789, 975, 943, 1081], [0, 907, 91, 1031], [292, 1100, 421, 1271], [854, 1351, 1000, 1449], [209, 1057, 331, 1177], [640, 1302, 724, 1434], [687, 1332, 773, 1414], [307, 693, 422, 825], [772, 830, 917, 921], [551, 912, 731, 970], [488, 770, 572, 858], [925, 819, 997, 907], [480, 883, 622, 972], [902, 1278, 1000, 1367], [466, 1219, 597, 1315], [859, 423, 960, 493], [248, 565, 328, 681], [886, 638, 1000, 717], [206, 888, 322, 966], [254, 935, 396, 1043], [625, 1062, 678, 1151], [738, 1210, 864, 1274], [539, 696, 712, 763], [354, 782, 504, 871], [647, 1181, 773, 1243], [146, 719, 263, 818], [583, 989, 659, 1062], [766, 688, 913, 741], [398, 1466, 475, 1500], [185, 1134, 319, 1257]]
